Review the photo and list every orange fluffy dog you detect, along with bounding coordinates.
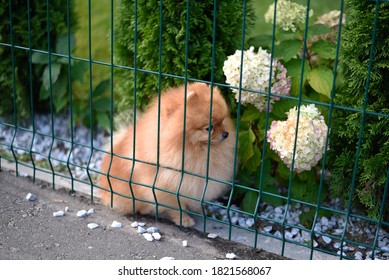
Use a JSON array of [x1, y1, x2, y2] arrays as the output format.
[[99, 82, 236, 227]]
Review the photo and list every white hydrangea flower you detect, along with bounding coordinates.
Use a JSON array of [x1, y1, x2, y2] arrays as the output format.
[[316, 10, 346, 28], [223, 46, 291, 112], [267, 104, 329, 173], [265, 0, 313, 32]]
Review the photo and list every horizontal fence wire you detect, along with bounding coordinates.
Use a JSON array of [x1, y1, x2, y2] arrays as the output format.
[[1, 0, 389, 260]]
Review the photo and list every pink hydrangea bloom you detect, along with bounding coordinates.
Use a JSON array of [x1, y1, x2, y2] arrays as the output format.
[[267, 104, 329, 173], [223, 47, 291, 112]]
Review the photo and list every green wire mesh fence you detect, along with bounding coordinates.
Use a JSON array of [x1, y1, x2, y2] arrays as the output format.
[[1, 0, 388, 260]]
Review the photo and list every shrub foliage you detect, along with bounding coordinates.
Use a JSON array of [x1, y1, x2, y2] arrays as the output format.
[[0, 0, 76, 120], [114, 0, 255, 113], [330, 0, 389, 219]]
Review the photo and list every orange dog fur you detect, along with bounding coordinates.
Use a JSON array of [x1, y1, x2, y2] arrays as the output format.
[[99, 82, 236, 227]]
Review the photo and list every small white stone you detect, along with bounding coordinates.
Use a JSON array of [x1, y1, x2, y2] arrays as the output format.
[[274, 231, 282, 238], [87, 223, 99, 229], [152, 232, 162, 241], [337, 250, 347, 257], [131, 222, 139, 228], [334, 242, 341, 249], [380, 246, 389, 251], [87, 208, 94, 215], [207, 233, 218, 239], [231, 216, 239, 224], [320, 216, 329, 226], [354, 251, 363, 260], [160, 257, 175, 260], [333, 229, 344, 235], [111, 221, 122, 228], [53, 211, 65, 217], [64, 207, 69, 212], [291, 228, 299, 236], [182, 240, 188, 247], [274, 207, 283, 214], [138, 222, 146, 227], [238, 218, 247, 227], [143, 233, 154, 242], [77, 210, 87, 218], [313, 240, 319, 248], [26, 193, 36, 201], [285, 231, 294, 239], [138, 227, 147, 234], [246, 218, 255, 228], [322, 236, 332, 244], [263, 226, 273, 232], [226, 253, 237, 259], [147, 227, 160, 233]]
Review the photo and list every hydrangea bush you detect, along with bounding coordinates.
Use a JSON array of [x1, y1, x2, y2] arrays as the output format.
[[223, 46, 291, 112], [267, 104, 329, 173], [228, 1, 342, 218], [264, 0, 313, 32]]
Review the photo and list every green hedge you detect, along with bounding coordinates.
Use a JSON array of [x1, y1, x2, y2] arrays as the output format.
[[0, 0, 77, 121], [114, 0, 255, 115], [330, 0, 389, 219]]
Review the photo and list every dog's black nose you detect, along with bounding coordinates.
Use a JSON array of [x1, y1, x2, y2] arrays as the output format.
[[222, 131, 229, 139]]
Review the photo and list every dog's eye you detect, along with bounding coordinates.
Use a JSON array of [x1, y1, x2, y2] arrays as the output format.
[[205, 125, 214, 132]]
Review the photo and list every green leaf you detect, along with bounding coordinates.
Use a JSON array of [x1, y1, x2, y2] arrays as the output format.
[[42, 63, 62, 90], [284, 58, 309, 97], [93, 79, 110, 98], [241, 105, 261, 122], [238, 129, 256, 166], [307, 67, 333, 99], [93, 97, 111, 112], [274, 39, 302, 62], [270, 98, 298, 120], [31, 52, 49, 64], [307, 24, 332, 40], [71, 61, 88, 83], [55, 33, 76, 55], [311, 41, 336, 60], [52, 74, 68, 113], [96, 112, 111, 130], [39, 85, 50, 101], [243, 145, 262, 173], [262, 184, 284, 206], [241, 191, 258, 214]]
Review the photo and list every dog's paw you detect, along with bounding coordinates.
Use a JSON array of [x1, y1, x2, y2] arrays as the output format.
[[172, 213, 195, 227]]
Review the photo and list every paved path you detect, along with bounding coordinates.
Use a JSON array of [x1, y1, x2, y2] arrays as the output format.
[[0, 171, 284, 260]]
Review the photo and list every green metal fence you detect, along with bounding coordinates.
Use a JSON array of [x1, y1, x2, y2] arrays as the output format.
[[1, 0, 388, 260]]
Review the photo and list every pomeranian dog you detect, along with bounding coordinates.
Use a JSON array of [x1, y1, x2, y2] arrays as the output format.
[[99, 82, 236, 227]]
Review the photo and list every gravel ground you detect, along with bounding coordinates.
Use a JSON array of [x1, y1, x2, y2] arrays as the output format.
[[1, 113, 388, 260]]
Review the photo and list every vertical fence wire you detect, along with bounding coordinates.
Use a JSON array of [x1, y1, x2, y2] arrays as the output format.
[[45, 0, 56, 189], [8, 0, 18, 176], [225, 0, 248, 241], [66, 0, 75, 193], [128, 0, 139, 214], [254, 0, 279, 250], [27, 0, 36, 183], [175, 0, 191, 227], [105, 0, 115, 210]]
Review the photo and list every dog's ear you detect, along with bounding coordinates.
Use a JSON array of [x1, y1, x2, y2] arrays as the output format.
[[186, 90, 199, 103]]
